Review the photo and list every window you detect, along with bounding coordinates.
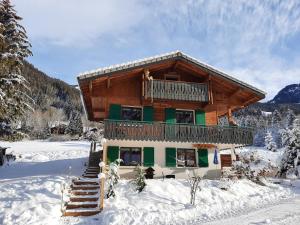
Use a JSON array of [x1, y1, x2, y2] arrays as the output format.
[[120, 147, 141, 166], [121, 106, 142, 121], [165, 74, 180, 81], [177, 149, 196, 167], [176, 110, 194, 124]]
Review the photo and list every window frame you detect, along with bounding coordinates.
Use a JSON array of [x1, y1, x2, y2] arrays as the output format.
[[119, 147, 142, 166], [175, 109, 195, 124], [121, 105, 143, 121], [176, 148, 197, 168]]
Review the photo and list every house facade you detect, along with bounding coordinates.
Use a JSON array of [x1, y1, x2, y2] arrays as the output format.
[[77, 51, 265, 179]]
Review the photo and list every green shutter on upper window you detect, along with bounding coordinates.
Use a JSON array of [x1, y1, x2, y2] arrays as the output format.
[[143, 106, 154, 122], [198, 149, 208, 167], [165, 147, 176, 167], [107, 146, 119, 163], [165, 108, 176, 124], [143, 147, 154, 167], [195, 110, 206, 125], [109, 104, 121, 120]]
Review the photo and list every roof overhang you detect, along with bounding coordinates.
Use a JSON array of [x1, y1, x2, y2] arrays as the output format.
[[77, 51, 266, 98]]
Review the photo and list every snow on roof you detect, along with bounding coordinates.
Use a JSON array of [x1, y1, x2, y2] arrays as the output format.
[[77, 50, 266, 96]]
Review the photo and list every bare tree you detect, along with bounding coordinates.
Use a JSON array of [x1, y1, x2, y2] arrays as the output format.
[[185, 170, 202, 205]]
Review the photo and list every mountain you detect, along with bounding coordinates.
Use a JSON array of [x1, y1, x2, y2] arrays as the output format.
[[269, 83, 300, 104], [21, 61, 82, 118]]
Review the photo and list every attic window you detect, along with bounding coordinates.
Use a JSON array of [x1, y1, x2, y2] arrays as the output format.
[[165, 74, 180, 81]]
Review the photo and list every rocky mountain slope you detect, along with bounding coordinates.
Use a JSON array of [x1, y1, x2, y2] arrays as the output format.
[[269, 83, 300, 104]]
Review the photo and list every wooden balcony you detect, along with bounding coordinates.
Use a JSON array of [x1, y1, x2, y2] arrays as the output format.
[[104, 120, 254, 145], [144, 79, 209, 102]]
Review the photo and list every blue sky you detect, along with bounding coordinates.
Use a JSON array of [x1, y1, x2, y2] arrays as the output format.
[[13, 0, 300, 101]]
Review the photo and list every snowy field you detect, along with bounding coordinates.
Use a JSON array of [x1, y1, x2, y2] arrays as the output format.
[[0, 140, 90, 225], [1, 141, 300, 225]]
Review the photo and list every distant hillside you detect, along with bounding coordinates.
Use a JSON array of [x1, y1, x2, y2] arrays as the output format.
[[269, 83, 300, 104], [21, 61, 82, 118]]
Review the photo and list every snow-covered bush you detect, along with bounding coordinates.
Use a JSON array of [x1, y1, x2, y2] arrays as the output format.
[[132, 165, 146, 192], [106, 159, 122, 198], [226, 151, 273, 185], [278, 119, 300, 178], [265, 131, 277, 152]]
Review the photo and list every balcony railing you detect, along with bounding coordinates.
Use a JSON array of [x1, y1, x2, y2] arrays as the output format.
[[104, 120, 254, 145], [145, 79, 209, 102]]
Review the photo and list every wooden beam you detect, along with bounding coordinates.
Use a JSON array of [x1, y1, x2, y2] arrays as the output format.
[[243, 96, 259, 106], [193, 143, 217, 148], [89, 80, 93, 95], [228, 88, 243, 99], [107, 76, 110, 88]]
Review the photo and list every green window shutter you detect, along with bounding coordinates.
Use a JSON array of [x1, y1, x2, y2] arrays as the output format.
[[165, 108, 176, 124], [143, 106, 154, 122], [109, 104, 121, 120], [198, 149, 208, 167], [195, 110, 206, 125], [165, 147, 176, 167], [143, 147, 154, 167], [107, 146, 119, 163]]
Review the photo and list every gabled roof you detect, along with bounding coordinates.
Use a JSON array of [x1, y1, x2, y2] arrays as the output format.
[[77, 51, 266, 97]]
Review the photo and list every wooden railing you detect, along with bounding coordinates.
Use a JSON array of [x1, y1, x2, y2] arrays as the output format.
[[145, 79, 209, 102], [104, 120, 254, 145]]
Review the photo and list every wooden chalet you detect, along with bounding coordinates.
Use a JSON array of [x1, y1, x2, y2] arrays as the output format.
[[77, 51, 265, 178]]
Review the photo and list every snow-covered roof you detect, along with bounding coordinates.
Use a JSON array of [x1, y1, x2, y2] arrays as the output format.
[[77, 51, 266, 97]]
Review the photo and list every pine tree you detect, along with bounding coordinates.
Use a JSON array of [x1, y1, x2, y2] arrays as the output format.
[[66, 111, 83, 135], [271, 110, 281, 128], [0, 0, 32, 122], [278, 119, 300, 178], [133, 165, 146, 192], [106, 159, 122, 198], [285, 109, 296, 129], [264, 131, 277, 152]]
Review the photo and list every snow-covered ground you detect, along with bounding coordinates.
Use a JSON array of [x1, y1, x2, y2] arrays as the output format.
[[1, 142, 300, 225], [0, 140, 91, 225]]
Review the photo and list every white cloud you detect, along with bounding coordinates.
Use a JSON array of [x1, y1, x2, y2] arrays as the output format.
[[13, 0, 148, 47]]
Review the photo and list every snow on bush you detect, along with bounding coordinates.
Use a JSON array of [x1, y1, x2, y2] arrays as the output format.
[[225, 151, 274, 184], [278, 119, 300, 178], [106, 159, 122, 198], [131, 165, 147, 193], [265, 130, 277, 152]]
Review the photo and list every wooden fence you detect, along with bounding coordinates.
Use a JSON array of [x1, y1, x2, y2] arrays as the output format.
[[104, 120, 254, 145], [145, 79, 209, 102]]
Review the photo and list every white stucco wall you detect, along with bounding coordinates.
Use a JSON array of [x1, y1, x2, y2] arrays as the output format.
[[104, 140, 229, 179]]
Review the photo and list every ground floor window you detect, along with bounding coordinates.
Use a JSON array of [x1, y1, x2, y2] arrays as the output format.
[[177, 148, 196, 167], [120, 147, 141, 166]]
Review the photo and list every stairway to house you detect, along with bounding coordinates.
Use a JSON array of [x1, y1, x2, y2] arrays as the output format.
[[63, 149, 103, 217]]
